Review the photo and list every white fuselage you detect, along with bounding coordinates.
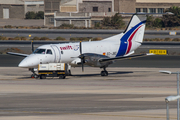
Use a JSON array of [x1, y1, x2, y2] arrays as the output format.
[[18, 14, 146, 68], [18, 38, 141, 68]]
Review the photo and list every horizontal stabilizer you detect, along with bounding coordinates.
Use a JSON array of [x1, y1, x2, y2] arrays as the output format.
[[99, 53, 154, 62], [7, 52, 29, 57]]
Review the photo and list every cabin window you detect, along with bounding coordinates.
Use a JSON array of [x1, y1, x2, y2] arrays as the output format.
[[46, 49, 52, 54], [33, 49, 46, 54]]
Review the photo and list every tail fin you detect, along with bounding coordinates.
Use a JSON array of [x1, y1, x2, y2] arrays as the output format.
[[115, 14, 146, 57], [123, 14, 146, 43]]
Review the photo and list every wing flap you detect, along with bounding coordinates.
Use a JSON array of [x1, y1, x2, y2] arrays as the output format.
[[99, 53, 154, 62], [6, 52, 29, 57]]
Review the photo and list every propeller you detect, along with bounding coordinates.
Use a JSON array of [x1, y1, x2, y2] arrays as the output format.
[[31, 41, 34, 52], [79, 41, 84, 72]]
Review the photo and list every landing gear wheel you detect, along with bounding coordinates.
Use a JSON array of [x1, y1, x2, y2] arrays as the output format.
[[30, 68, 39, 79], [59, 75, 66, 79], [31, 74, 35, 78], [34, 74, 39, 78], [40, 74, 46, 79], [31, 74, 39, 78], [101, 71, 108, 76]]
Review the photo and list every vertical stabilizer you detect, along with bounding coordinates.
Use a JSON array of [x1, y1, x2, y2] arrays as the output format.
[[116, 14, 146, 57], [123, 14, 146, 43]]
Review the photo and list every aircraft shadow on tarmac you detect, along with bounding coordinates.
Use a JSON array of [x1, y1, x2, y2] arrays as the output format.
[[16, 71, 133, 79], [72, 71, 133, 77]]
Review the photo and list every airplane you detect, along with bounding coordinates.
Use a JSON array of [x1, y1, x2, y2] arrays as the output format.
[[7, 13, 153, 78]]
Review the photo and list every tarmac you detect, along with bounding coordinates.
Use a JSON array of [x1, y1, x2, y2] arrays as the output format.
[[0, 67, 180, 120]]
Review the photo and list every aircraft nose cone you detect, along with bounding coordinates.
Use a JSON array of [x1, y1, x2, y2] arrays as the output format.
[[18, 55, 38, 68], [18, 60, 28, 68]]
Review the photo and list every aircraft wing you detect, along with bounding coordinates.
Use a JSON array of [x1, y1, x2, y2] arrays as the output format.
[[6, 52, 29, 57], [99, 53, 154, 62]]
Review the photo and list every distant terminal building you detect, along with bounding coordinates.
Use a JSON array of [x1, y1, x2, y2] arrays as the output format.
[[44, 0, 116, 27], [0, 0, 44, 19], [44, 0, 180, 27], [135, 0, 180, 13]]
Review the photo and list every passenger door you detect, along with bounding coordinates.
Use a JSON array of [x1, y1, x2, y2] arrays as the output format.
[[51, 45, 61, 63]]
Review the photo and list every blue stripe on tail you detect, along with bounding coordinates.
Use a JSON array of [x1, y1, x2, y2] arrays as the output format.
[[116, 20, 146, 57]]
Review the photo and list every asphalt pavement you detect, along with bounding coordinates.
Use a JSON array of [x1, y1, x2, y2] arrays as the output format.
[[0, 67, 178, 120]]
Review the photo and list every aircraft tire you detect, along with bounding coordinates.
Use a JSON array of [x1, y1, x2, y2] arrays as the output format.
[[31, 74, 39, 78], [34, 74, 39, 79], [101, 71, 108, 76], [31, 74, 35, 78]]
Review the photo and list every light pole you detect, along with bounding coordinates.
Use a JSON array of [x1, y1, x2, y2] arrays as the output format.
[[160, 70, 180, 120], [165, 96, 180, 120], [166, 100, 169, 120]]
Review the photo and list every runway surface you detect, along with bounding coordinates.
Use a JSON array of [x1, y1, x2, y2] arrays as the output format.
[[0, 67, 179, 120]]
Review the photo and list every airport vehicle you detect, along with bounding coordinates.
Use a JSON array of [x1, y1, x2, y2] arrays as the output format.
[[38, 63, 67, 79], [7, 13, 152, 77]]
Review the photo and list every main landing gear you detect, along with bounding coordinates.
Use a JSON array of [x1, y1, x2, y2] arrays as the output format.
[[101, 67, 108, 76]]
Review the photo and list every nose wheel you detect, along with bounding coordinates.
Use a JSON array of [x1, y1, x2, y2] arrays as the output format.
[[31, 73, 39, 78], [101, 67, 108, 76], [29, 68, 39, 78]]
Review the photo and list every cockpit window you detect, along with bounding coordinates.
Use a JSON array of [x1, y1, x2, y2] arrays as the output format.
[[46, 49, 52, 54], [33, 49, 46, 54]]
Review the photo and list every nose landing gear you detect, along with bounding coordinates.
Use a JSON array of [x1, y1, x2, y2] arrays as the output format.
[[29, 68, 39, 78], [31, 74, 39, 78]]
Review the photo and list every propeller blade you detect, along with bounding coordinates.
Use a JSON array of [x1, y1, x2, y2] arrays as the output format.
[[31, 41, 34, 52], [79, 41, 84, 72], [82, 61, 84, 72], [80, 41, 82, 55]]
